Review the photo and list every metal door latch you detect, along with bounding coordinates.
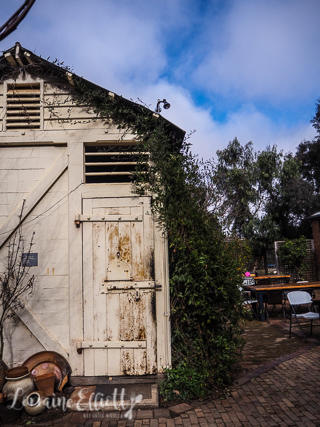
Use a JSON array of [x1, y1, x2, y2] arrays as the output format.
[[135, 289, 141, 301]]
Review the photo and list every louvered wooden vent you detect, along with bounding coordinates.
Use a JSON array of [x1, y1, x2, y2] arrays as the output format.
[[85, 145, 148, 183], [6, 83, 41, 130]]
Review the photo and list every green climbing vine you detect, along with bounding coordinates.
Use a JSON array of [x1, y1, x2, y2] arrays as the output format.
[[69, 76, 248, 398], [0, 51, 248, 399]]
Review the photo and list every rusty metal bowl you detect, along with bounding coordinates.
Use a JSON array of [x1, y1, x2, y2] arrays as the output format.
[[22, 351, 71, 391], [5, 366, 29, 379]]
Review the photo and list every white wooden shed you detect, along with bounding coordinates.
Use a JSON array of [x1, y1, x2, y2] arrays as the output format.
[[0, 43, 185, 381]]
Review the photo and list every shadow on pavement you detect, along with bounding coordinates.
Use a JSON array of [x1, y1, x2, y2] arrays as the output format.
[[236, 302, 320, 385]]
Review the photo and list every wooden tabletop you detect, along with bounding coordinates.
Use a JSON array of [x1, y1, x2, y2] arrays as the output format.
[[254, 275, 290, 280], [245, 282, 320, 292]]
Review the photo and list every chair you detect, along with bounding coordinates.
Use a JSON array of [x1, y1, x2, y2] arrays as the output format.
[[240, 287, 259, 320], [264, 290, 285, 323], [296, 281, 315, 298], [283, 287, 315, 320], [282, 290, 291, 320], [298, 289, 315, 298], [287, 291, 320, 341]]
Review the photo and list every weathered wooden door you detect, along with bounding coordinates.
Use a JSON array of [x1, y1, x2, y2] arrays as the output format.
[[81, 196, 157, 376]]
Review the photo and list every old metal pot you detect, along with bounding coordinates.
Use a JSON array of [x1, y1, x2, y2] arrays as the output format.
[[24, 390, 47, 416], [2, 367, 35, 401]]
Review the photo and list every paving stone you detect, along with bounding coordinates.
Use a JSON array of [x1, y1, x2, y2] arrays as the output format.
[[168, 403, 193, 418], [221, 412, 232, 423], [31, 320, 320, 427], [202, 413, 214, 422], [235, 412, 248, 424], [181, 418, 192, 427], [136, 410, 154, 420], [193, 409, 205, 417], [209, 409, 221, 420], [187, 411, 199, 425], [153, 408, 171, 419], [121, 410, 137, 420]]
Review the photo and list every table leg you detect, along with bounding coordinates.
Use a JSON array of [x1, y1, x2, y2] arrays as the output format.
[[257, 293, 265, 321]]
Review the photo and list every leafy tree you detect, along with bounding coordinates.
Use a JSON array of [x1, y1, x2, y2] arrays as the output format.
[[310, 98, 320, 134], [296, 99, 320, 214], [277, 237, 308, 281], [208, 139, 315, 272], [294, 99, 320, 227], [207, 138, 257, 235], [268, 154, 315, 239], [244, 215, 280, 275], [296, 138, 320, 193], [207, 140, 280, 271], [248, 146, 282, 271]]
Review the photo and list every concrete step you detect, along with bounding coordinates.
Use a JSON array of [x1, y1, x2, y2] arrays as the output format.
[[67, 382, 158, 413]]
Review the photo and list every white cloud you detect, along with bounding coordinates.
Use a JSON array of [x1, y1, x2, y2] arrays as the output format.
[[194, 0, 320, 105], [131, 81, 316, 160], [1, 0, 318, 162], [17, 0, 169, 91]]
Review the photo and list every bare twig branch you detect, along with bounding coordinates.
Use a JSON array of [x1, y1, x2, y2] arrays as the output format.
[[0, 0, 36, 41], [0, 203, 35, 360]]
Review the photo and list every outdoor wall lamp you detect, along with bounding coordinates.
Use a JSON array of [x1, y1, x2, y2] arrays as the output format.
[[155, 99, 171, 113]]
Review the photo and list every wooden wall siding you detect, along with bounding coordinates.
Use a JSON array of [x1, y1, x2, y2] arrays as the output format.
[[43, 84, 108, 131], [2, 316, 45, 366], [1, 80, 131, 147], [82, 197, 157, 376], [20, 173, 69, 350], [0, 146, 66, 230], [0, 161, 69, 363], [0, 82, 5, 131], [1, 78, 109, 134], [0, 73, 172, 375], [154, 225, 171, 370]]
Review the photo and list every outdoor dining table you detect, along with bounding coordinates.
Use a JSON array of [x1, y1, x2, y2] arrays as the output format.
[[244, 281, 320, 321], [254, 275, 291, 284], [243, 275, 290, 287]]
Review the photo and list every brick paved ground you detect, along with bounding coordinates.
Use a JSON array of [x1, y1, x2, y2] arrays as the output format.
[[17, 343, 320, 426], [8, 315, 320, 426]]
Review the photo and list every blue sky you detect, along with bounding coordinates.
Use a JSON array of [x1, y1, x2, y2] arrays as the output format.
[[1, 0, 320, 160]]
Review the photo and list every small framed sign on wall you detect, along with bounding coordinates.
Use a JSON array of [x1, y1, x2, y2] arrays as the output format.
[[22, 253, 38, 267]]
